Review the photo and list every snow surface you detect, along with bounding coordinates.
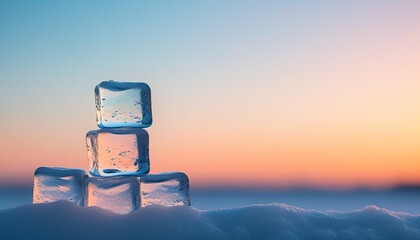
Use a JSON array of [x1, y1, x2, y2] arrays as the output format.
[[1, 201, 419, 240]]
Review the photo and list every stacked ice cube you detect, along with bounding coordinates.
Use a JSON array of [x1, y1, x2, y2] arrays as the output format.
[[33, 81, 191, 214]]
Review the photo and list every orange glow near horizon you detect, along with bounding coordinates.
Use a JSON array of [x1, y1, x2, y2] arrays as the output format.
[[2, 75, 420, 189], [1, 75, 420, 189]]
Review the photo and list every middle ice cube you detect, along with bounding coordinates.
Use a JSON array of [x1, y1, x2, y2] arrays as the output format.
[[86, 128, 150, 177]]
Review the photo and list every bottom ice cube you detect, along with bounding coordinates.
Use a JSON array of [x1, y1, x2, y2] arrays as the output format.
[[33, 167, 88, 206], [85, 177, 140, 214], [140, 172, 191, 207]]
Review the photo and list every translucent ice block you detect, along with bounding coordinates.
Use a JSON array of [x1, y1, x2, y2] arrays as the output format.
[[85, 177, 140, 214], [33, 167, 88, 206], [86, 128, 150, 177], [140, 172, 191, 207], [95, 80, 152, 128]]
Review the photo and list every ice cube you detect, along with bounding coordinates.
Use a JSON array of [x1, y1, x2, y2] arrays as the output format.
[[95, 80, 152, 128], [85, 177, 140, 214], [33, 167, 88, 206], [140, 172, 191, 207], [86, 128, 150, 177]]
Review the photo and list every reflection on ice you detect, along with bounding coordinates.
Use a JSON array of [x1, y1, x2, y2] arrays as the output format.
[[33, 167, 88, 206], [95, 81, 152, 128], [86, 128, 150, 177], [140, 172, 190, 207], [85, 177, 140, 214]]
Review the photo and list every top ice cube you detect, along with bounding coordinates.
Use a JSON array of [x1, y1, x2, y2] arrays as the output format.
[[95, 81, 152, 128]]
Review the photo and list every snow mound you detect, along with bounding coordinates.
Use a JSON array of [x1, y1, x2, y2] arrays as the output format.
[[1, 202, 419, 240]]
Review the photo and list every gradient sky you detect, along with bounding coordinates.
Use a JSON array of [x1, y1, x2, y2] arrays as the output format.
[[0, 0, 419, 188]]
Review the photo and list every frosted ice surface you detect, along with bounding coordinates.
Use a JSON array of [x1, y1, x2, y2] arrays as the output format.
[[95, 80, 152, 128], [86, 128, 150, 177], [33, 167, 88, 206], [85, 177, 140, 214], [140, 172, 191, 207]]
